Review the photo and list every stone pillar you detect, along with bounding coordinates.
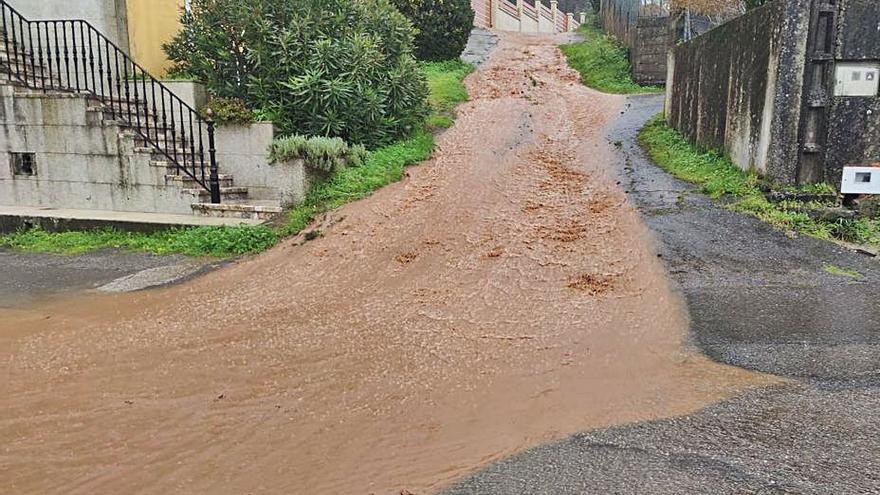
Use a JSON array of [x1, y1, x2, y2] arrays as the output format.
[[579, 12, 586, 24], [566, 12, 574, 31], [516, 0, 524, 32], [551, 0, 558, 30]]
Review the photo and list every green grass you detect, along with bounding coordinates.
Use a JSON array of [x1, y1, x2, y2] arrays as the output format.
[[560, 21, 663, 95], [423, 60, 475, 129], [639, 115, 880, 248], [0, 225, 279, 256], [822, 264, 863, 280], [0, 60, 473, 258]]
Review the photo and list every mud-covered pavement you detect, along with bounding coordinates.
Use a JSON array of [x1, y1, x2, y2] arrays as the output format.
[[444, 96, 880, 495], [0, 34, 771, 494]]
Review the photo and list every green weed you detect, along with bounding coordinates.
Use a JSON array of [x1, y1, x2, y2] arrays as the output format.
[[822, 264, 863, 280], [638, 115, 880, 249], [560, 21, 663, 95]]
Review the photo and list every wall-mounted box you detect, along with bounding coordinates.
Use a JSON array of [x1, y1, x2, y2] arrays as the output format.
[[841, 166, 880, 195], [834, 63, 880, 97]]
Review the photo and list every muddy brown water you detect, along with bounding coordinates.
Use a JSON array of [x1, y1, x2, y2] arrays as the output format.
[[0, 33, 774, 494]]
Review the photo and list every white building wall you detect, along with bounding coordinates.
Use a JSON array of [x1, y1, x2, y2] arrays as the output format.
[[5, 0, 129, 50]]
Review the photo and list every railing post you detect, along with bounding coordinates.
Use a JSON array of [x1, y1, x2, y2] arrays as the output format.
[[566, 12, 574, 31], [551, 0, 558, 30], [580, 12, 586, 25], [207, 119, 221, 204]]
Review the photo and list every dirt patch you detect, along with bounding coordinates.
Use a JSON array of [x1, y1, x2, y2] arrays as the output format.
[[396, 251, 419, 264], [0, 32, 774, 495], [568, 272, 617, 295]]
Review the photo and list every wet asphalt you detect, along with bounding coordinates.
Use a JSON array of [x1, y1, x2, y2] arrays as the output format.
[[0, 248, 207, 306], [443, 96, 880, 494]]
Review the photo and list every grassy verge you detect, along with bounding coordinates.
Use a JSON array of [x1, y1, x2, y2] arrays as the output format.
[[0, 61, 474, 257], [639, 115, 880, 248], [560, 20, 663, 94], [423, 60, 475, 129]]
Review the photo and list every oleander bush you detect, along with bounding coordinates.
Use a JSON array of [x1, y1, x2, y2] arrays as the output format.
[[165, 0, 429, 148], [390, 0, 475, 61]]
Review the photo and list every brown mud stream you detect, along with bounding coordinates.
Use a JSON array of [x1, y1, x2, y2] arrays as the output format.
[[0, 33, 774, 494]]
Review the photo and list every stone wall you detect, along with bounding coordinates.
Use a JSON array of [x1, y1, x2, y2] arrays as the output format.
[[665, 0, 812, 183], [631, 17, 668, 85]]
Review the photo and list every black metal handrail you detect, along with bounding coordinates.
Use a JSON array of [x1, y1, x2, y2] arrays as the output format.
[[0, 0, 221, 203]]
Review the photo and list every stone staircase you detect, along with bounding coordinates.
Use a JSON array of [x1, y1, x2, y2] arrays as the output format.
[[0, 20, 282, 222]]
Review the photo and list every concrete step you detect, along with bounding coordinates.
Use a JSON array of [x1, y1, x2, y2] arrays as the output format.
[[165, 173, 234, 188], [135, 147, 203, 162], [182, 186, 249, 202], [191, 200, 282, 221], [0, 51, 46, 68], [135, 136, 197, 150]]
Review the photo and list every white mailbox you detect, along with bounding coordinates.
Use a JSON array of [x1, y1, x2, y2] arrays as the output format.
[[835, 63, 880, 97], [841, 166, 880, 195]]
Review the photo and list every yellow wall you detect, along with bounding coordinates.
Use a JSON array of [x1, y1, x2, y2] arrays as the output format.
[[126, 0, 186, 77]]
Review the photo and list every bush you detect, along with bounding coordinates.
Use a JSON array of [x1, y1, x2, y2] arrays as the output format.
[[390, 0, 475, 61], [269, 135, 368, 172], [202, 97, 254, 125], [165, 0, 429, 148]]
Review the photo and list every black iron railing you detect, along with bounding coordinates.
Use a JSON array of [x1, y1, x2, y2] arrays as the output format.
[[0, 0, 221, 203]]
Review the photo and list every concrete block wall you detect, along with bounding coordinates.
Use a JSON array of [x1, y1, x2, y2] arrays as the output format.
[[631, 17, 668, 85]]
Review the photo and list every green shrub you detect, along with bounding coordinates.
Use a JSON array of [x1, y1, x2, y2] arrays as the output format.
[[390, 0, 475, 61], [202, 97, 254, 125], [269, 135, 368, 172], [165, 0, 429, 148]]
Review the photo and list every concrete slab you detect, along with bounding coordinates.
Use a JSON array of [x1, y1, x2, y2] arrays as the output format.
[[0, 205, 264, 233]]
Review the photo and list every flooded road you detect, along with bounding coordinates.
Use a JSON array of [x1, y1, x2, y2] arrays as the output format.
[[0, 33, 772, 494]]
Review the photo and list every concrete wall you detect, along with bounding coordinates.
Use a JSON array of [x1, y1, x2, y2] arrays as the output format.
[[666, 0, 812, 183], [667, 0, 878, 187], [6, 0, 129, 51], [213, 123, 310, 207], [126, 0, 185, 76], [493, 0, 576, 32], [495, 2, 524, 31], [0, 86, 195, 214]]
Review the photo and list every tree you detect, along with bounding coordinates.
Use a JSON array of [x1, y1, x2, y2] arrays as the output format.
[[165, 0, 429, 148], [390, 0, 475, 61]]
